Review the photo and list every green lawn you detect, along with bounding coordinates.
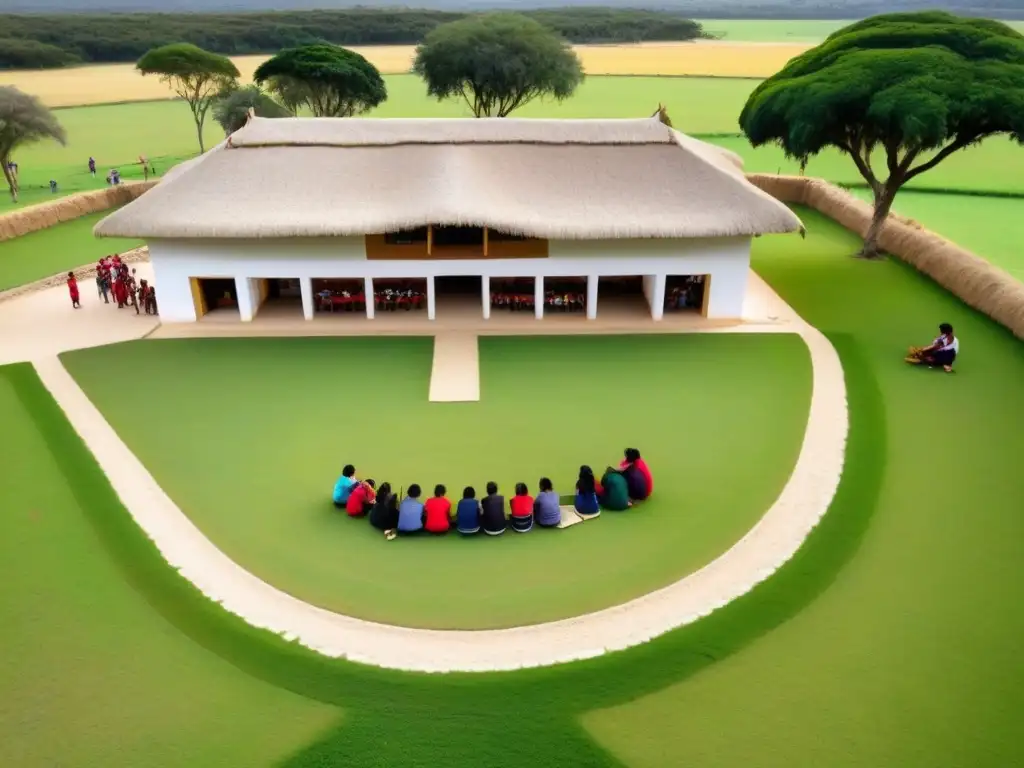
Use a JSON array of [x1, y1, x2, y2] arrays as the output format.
[[852, 189, 1024, 281], [0, 363, 340, 768], [61, 333, 811, 630], [3, 208, 1024, 766], [0, 210, 142, 292], [700, 18, 1024, 41], [582, 208, 1024, 767]]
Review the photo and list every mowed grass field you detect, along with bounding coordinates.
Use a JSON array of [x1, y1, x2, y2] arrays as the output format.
[[3, 209, 1024, 767], [62, 333, 811, 630], [702, 18, 1024, 41], [0, 41, 806, 108]]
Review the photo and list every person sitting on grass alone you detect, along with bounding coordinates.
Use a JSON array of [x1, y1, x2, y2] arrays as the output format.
[[619, 448, 652, 501], [534, 477, 561, 528], [481, 481, 506, 536], [346, 479, 376, 517], [456, 486, 482, 535], [599, 466, 632, 511], [332, 464, 358, 508], [424, 484, 452, 534], [905, 323, 959, 373], [509, 482, 535, 533], [397, 484, 425, 535], [369, 482, 399, 532], [575, 466, 601, 517]]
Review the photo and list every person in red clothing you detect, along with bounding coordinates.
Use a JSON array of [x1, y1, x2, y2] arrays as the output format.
[[66, 271, 81, 308], [424, 484, 452, 534], [345, 479, 376, 517], [620, 448, 653, 500], [509, 482, 534, 533]]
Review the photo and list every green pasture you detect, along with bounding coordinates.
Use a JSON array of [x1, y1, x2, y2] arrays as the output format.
[[699, 19, 1024, 42], [3, 208, 1024, 766], [855, 189, 1024, 281], [700, 19, 856, 41], [0, 210, 141, 292], [62, 333, 810, 630]]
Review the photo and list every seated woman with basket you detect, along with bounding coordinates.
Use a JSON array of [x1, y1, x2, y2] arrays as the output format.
[[905, 323, 959, 373]]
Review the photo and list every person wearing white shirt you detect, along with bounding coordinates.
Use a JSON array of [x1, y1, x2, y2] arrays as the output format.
[[905, 323, 959, 372]]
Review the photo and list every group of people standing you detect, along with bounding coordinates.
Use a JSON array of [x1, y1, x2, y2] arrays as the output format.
[[332, 449, 654, 540], [65, 254, 157, 315]]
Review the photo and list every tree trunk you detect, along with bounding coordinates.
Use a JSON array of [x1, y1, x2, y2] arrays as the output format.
[[195, 114, 206, 154], [857, 184, 897, 259], [1, 155, 15, 203]]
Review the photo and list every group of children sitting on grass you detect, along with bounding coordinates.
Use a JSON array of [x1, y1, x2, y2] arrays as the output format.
[[332, 449, 654, 540]]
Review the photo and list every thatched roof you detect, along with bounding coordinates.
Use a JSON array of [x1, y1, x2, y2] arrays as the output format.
[[95, 117, 801, 241]]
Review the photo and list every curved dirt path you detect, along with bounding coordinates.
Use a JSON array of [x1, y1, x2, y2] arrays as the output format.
[[16, 272, 847, 673]]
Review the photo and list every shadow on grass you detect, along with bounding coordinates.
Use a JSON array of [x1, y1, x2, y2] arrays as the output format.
[[4, 334, 885, 766]]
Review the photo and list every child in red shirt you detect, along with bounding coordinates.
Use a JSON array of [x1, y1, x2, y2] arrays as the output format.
[[424, 484, 452, 534], [509, 482, 534, 533], [346, 479, 376, 517], [67, 272, 81, 308]]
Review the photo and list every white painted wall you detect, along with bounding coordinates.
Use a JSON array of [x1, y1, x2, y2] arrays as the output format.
[[148, 235, 752, 322]]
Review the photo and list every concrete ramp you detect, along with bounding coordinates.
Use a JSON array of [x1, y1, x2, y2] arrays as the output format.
[[428, 332, 480, 402]]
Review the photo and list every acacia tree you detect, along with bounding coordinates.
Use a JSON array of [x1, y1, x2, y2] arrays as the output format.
[[253, 44, 387, 117], [0, 87, 66, 202], [212, 84, 291, 135], [739, 12, 1024, 258], [137, 43, 239, 153], [413, 13, 583, 117]]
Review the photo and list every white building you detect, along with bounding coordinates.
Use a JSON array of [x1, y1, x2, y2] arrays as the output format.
[[96, 116, 801, 324]]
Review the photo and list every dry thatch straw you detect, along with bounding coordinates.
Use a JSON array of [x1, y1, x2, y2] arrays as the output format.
[[748, 174, 1024, 341], [0, 181, 158, 243]]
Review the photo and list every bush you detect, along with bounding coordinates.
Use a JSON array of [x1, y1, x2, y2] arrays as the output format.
[[0, 38, 81, 70]]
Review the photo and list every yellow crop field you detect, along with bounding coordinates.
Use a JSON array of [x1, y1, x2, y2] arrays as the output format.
[[0, 41, 809, 108]]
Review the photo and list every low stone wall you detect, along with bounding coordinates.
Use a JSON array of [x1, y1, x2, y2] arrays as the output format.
[[0, 246, 149, 305], [749, 174, 1024, 341], [0, 181, 158, 242]]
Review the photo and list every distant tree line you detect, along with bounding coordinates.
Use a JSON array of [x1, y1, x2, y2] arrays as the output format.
[[0, 9, 708, 70]]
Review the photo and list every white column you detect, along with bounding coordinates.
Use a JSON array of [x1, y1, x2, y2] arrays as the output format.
[[586, 274, 598, 320], [426, 276, 436, 321], [651, 273, 666, 321], [235, 276, 254, 322], [481, 274, 490, 320], [300, 277, 313, 320], [365, 277, 375, 319], [534, 275, 544, 319]]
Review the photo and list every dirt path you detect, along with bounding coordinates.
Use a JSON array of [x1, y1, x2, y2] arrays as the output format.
[[428, 333, 480, 402], [20, 269, 848, 673]]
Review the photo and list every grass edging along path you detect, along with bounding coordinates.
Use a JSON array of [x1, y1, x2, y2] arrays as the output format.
[[58, 333, 823, 638], [0, 362, 342, 768]]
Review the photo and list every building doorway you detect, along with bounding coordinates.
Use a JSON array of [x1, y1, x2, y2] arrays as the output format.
[[543, 277, 587, 315], [194, 277, 238, 321], [490, 277, 536, 314], [312, 278, 368, 318], [598, 275, 648, 319], [665, 275, 708, 315], [254, 278, 303, 319], [435, 275, 482, 319]]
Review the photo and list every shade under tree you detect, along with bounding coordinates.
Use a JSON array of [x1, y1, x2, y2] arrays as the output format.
[[739, 11, 1024, 258], [0, 86, 66, 202], [413, 13, 584, 118], [253, 44, 387, 118], [136, 43, 240, 154]]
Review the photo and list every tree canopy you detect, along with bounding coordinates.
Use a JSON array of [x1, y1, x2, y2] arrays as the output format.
[[136, 43, 239, 153], [212, 85, 291, 136], [739, 12, 1024, 257], [413, 13, 584, 118], [253, 44, 387, 118], [0, 86, 66, 202]]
